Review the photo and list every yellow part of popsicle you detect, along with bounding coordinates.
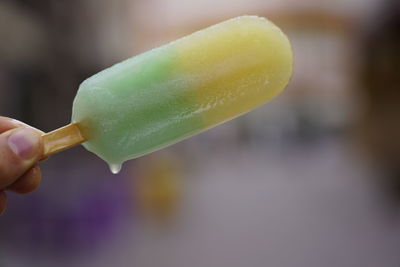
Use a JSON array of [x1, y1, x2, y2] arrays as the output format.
[[177, 16, 292, 126]]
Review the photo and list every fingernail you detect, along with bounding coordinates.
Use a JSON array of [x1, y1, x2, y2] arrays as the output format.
[[8, 128, 40, 159]]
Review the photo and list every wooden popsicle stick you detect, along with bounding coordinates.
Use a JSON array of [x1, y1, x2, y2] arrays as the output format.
[[42, 123, 86, 157]]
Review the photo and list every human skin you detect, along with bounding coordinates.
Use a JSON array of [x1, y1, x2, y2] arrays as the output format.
[[0, 116, 44, 215]]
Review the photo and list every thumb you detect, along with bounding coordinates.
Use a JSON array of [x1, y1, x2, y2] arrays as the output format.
[[0, 127, 43, 189]]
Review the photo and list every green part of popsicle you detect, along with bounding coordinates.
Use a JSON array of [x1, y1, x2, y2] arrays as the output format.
[[72, 45, 202, 165]]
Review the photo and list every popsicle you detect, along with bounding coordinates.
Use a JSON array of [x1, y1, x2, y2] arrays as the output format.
[[43, 16, 293, 173]]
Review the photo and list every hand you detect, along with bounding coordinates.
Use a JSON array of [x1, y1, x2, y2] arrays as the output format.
[[0, 117, 44, 215]]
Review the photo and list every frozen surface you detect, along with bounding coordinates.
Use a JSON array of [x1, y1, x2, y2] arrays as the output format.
[[71, 16, 292, 167]]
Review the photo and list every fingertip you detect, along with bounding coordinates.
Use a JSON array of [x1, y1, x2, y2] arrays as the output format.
[[0, 127, 44, 189], [6, 165, 42, 194], [0, 117, 22, 133], [0, 117, 44, 134]]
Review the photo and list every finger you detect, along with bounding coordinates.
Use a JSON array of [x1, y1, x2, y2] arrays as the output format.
[[0, 117, 23, 133], [0, 127, 44, 189], [6, 165, 42, 194], [0, 117, 44, 134], [0, 117, 46, 162], [0, 191, 7, 215]]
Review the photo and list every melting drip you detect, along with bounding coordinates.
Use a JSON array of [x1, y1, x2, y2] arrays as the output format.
[[109, 163, 122, 174]]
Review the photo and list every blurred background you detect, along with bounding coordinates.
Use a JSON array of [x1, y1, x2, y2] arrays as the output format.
[[0, 0, 399, 266]]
